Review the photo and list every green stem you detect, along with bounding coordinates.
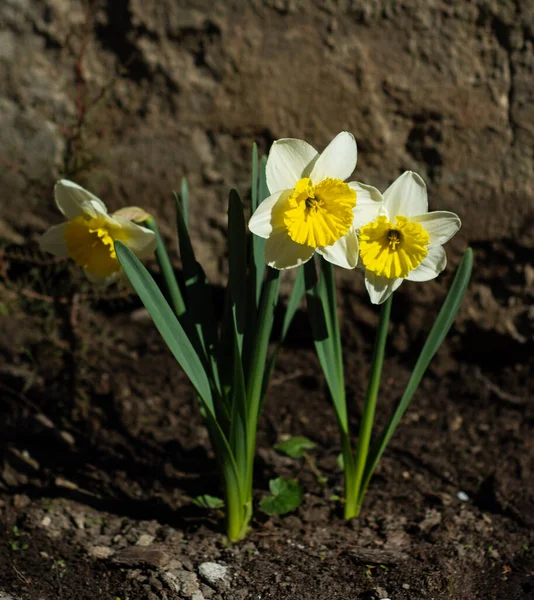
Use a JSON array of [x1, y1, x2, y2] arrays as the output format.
[[143, 216, 186, 318], [340, 431, 358, 519], [224, 477, 248, 542], [244, 268, 281, 499], [346, 294, 392, 520]]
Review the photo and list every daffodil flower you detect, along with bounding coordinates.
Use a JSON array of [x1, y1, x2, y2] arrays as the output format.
[[357, 171, 461, 304], [248, 132, 377, 270], [39, 180, 157, 286]]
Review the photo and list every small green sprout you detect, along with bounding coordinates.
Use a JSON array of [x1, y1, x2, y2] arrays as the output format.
[[259, 477, 303, 516]]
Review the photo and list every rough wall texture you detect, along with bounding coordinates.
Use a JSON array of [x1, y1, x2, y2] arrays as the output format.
[[1, 0, 533, 275]]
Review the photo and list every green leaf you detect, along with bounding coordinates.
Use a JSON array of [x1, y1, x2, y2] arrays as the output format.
[[304, 259, 348, 432], [192, 495, 224, 510], [274, 436, 316, 459], [180, 177, 190, 230], [115, 241, 214, 413], [251, 155, 268, 306], [259, 477, 303, 516], [229, 313, 249, 483], [228, 189, 248, 349], [251, 143, 259, 213], [360, 248, 474, 501], [262, 266, 305, 399], [142, 216, 187, 318], [173, 193, 219, 383]]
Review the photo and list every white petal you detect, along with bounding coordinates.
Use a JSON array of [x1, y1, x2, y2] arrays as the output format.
[[316, 227, 359, 269], [55, 180, 108, 219], [349, 181, 384, 229], [383, 171, 428, 218], [114, 218, 157, 259], [411, 211, 461, 246], [38, 223, 69, 257], [406, 245, 447, 282], [264, 230, 315, 270], [84, 269, 121, 287], [365, 270, 403, 305], [310, 131, 357, 184], [266, 138, 318, 194], [248, 191, 285, 239]]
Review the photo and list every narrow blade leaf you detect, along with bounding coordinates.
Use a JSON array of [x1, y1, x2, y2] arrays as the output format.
[[180, 177, 190, 230], [251, 155, 268, 306], [116, 241, 214, 413], [228, 189, 247, 350], [304, 259, 347, 432], [262, 266, 305, 397], [174, 193, 219, 380], [361, 248, 474, 497]]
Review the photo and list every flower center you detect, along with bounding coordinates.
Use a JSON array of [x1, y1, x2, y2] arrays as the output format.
[[283, 177, 356, 248], [359, 215, 430, 279], [64, 216, 121, 277]]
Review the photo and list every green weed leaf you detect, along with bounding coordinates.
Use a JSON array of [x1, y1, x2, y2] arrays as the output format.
[[192, 495, 224, 510], [274, 436, 316, 459], [259, 477, 303, 516]]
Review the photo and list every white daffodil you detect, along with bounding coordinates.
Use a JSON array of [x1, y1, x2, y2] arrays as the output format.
[[248, 132, 379, 270], [39, 180, 157, 286], [356, 171, 461, 304]]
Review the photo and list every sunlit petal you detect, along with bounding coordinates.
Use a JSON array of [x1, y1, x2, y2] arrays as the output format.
[[266, 138, 318, 194]]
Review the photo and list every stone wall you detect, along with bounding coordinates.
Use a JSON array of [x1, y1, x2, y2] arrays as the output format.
[[1, 0, 533, 272]]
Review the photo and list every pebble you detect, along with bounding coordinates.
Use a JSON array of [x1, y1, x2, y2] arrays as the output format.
[[149, 575, 163, 590], [90, 545, 114, 559], [457, 491, 469, 502], [161, 572, 181, 594], [136, 534, 155, 547], [198, 562, 228, 586], [174, 571, 201, 597], [13, 494, 31, 509], [40, 516, 51, 527]]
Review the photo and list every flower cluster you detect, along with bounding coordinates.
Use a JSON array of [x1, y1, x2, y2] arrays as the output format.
[[249, 132, 461, 303], [37, 134, 470, 540]]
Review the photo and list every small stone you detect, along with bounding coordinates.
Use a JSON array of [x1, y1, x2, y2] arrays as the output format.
[[126, 569, 143, 580], [72, 514, 85, 530], [198, 562, 228, 587], [161, 572, 181, 593], [149, 575, 163, 590], [130, 308, 151, 322], [418, 508, 442, 533], [59, 430, 75, 446], [200, 583, 215, 598], [402, 583, 411, 589], [191, 593, 205, 600], [375, 587, 389, 599], [40, 516, 51, 527], [90, 546, 114, 559], [13, 494, 30, 509], [136, 534, 155, 547], [457, 491, 469, 502], [172, 570, 200, 597], [180, 557, 195, 571]]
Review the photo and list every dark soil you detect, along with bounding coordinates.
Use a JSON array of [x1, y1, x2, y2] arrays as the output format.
[[0, 237, 533, 600]]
